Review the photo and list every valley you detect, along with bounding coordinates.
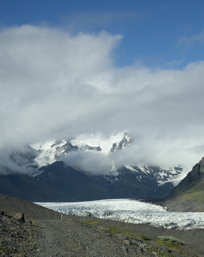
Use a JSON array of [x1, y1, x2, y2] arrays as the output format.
[[37, 199, 204, 230], [1, 137, 204, 257], [1, 3, 204, 256], [1, 133, 204, 257], [1, 194, 204, 257]]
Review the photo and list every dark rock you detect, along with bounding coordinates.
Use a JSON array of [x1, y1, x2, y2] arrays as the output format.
[[14, 212, 25, 223]]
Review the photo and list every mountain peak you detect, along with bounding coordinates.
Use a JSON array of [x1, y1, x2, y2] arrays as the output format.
[[32, 132, 133, 167], [71, 131, 132, 155], [110, 132, 132, 152]]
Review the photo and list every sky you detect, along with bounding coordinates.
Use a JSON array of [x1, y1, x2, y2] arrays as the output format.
[[1, 0, 204, 67], [1, 0, 204, 171]]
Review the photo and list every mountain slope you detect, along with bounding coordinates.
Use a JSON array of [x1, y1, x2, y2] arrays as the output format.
[[0, 193, 60, 219], [0, 132, 187, 202], [106, 166, 173, 200], [1, 194, 204, 257], [36, 161, 111, 201], [36, 161, 174, 201], [0, 172, 68, 202], [0, 161, 177, 202], [165, 157, 204, 211]]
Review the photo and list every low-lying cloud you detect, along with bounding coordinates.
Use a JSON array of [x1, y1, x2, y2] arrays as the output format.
[[0, 25, 204, 173], [62, 135, 199, 175], [62, 151, 115, 176]]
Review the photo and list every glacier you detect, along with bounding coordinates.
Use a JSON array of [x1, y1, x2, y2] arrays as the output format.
[[36, 199, 204, 230]]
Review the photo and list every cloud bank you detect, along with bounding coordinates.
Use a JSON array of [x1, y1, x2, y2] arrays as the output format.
[[0, 25, 204, 171], [62, 151, 115, 176]]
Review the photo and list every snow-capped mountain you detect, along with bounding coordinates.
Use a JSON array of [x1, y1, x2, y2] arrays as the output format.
[[32, 132, 132, 167], [32, 139, 78, 168], [0, 131, 191, 202], [124, 165, 184, 186], [30, 132, 184, 185], [8, 131, 185, 185]]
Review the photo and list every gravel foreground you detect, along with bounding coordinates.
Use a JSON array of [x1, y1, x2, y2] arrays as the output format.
[[36, 216, 204, 257], [1, 210, 204, 257], [1, 194, 204, 257]]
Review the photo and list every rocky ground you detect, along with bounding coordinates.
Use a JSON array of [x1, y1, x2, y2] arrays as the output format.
[[1, 210, 204, 257], [35, 215, 204, 257], [0, 211, 40, 257], [1, 193, 204, 257]]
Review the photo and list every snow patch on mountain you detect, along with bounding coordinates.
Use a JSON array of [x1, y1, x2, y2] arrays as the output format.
[[124, 165, 185, 186], [32, 140, 57, 167], [14, 131, 188, 184], [125, 165, 138, 172], [32, 131, 131, 168], [71, 131, 131, 155]]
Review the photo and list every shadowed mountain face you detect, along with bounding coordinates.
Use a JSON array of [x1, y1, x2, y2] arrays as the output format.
[[1, 155, 204, 209], [0, 132, 185, 202], [0, 133, 198, 201], [37, 162, 174, 201], [165, 157, 204, 211], [0, 161, 174, 202], [0, 172, 68, 202]]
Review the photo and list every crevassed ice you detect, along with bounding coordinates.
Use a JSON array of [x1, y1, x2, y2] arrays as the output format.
[[36, 199, 204, 230]]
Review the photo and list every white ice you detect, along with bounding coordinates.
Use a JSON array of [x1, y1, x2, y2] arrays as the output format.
[[36, 199, 204, 230]]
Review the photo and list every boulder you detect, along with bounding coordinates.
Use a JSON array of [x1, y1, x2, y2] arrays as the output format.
[[14, 212, 25, 223]]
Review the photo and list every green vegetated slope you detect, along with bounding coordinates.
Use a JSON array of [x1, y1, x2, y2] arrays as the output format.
[[165, 158, 204, 211]]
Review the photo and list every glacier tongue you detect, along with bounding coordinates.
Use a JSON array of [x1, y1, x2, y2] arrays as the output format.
[[36, 199, 204, 230]]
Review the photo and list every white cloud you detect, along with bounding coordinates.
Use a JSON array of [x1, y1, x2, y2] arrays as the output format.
[[179, 30, 204, 47], [62, 151, 115, 176], [0, 25, 204, 171]]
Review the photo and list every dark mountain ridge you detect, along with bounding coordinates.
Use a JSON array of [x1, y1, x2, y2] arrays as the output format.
[[0, 160, 175, 202], [164, 157, 204, 211], [0, 132, 196, 203]]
